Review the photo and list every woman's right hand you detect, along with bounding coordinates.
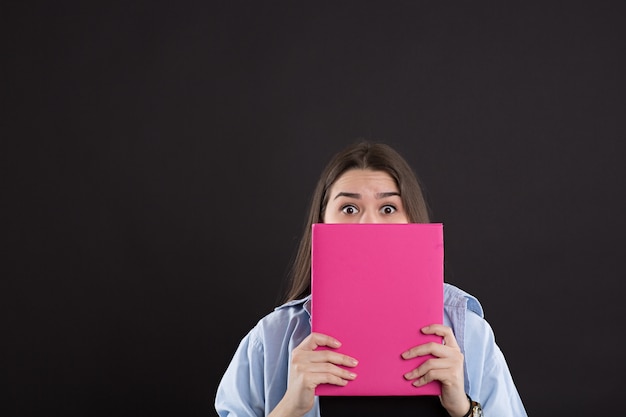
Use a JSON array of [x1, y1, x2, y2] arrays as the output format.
[[269, 332, 359, 417]]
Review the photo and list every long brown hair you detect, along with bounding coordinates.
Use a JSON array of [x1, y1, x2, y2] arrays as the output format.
[[282, 141, 431, 303]]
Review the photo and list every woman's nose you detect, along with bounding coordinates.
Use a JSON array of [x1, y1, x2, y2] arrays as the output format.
[[359, 211, 380, 224]]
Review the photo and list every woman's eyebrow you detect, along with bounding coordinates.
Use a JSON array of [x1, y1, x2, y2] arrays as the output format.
[[333, 191, 400, 200], [333, 192, 361, 200], [376, 191, 401, 198]]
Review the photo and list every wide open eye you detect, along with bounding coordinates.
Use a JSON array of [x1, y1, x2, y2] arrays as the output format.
[[341, 204, 359, 215], [380, 205, 397, 215]]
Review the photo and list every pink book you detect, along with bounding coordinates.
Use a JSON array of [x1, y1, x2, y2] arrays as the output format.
[[311, 223, 444, 396]]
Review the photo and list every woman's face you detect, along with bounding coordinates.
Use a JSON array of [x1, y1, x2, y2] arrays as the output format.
[[323, 169, 409, 224]]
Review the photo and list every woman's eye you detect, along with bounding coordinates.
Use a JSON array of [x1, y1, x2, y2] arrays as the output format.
[[381, 205, 397, 215], [341, 205, 359, 215]]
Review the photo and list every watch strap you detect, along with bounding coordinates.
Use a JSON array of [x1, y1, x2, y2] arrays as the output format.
[[462, 395, 483, 417]]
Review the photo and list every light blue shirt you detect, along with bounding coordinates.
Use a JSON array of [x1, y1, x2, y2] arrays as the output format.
[[215, 283, 528, 416]]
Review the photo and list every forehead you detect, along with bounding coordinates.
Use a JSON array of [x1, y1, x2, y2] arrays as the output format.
[[330, 169, 398, 191]]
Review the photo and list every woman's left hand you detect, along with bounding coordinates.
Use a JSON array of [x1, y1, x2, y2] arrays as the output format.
[[401, 324, 470, 417]]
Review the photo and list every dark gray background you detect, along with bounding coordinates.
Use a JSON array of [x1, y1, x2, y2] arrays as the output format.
[[4, 1, 626, 416]]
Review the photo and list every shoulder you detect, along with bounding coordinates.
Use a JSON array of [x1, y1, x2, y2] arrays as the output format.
[[251, 295, 310, 326], [443, 283, 493, 356], [443, 282, 484, 318], [443, 283, 502, 364], [248, 295, 312, 348], [270, 295, 312, 323]]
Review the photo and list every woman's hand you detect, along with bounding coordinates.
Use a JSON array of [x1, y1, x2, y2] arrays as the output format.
[[401, 324, 470, 417], [269, 332, 358, 417]]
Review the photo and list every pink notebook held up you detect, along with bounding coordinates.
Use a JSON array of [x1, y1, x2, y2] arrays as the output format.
[[311, 223, 444, 396]]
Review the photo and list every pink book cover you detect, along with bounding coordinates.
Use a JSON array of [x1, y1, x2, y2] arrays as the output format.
[[311, 223, 444, 396]]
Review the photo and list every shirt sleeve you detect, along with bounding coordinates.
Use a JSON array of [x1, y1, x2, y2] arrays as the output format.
[[215, 329, 266, 417], [463, 310, 529, 417]]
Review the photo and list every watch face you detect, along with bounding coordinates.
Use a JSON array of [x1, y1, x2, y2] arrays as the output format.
[[472, 404, 483, 417]]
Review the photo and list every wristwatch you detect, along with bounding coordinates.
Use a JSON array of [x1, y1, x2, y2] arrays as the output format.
[[462, 395, 483, 417]]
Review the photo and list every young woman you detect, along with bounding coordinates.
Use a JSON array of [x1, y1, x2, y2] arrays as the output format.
[[215, 142, 527, 417]]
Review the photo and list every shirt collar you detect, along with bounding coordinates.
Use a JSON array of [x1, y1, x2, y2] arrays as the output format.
[[274, 294, 312, 316]]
